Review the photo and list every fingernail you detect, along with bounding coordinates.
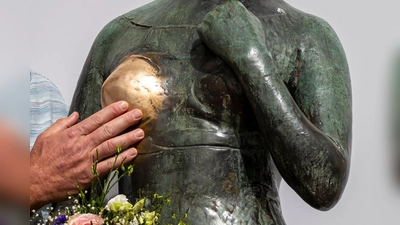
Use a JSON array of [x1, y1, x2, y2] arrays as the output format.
[[68, 112, 77, 118], [134, 129, 144, 138], [129, 148, 138, 157], [132, 109, 143, 119], [119, 101, 128, 110]]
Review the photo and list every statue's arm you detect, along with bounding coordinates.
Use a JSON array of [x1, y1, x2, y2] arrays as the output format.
[[198, 1, 351, 210], [276, 17, 352, 210]]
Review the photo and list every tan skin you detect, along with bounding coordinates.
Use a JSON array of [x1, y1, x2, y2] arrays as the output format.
[[30, 101, 144, 210], [0, 122, 28, 207]]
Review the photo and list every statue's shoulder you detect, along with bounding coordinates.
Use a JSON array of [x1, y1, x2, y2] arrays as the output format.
[[92, 16, 129, 45], [121, 1, 168, 26], [94, 1, 160, 42], [277, 4, 345, 58], [287, 7, 341, 45]]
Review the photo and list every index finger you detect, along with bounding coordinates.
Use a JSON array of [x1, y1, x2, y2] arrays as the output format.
[[74, 101, 129, 135]]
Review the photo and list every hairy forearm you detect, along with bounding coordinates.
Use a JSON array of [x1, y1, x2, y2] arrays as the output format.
[[30, 160, 49, 211]]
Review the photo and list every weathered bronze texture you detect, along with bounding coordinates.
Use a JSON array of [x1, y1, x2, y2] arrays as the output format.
[[70, 0, 352, 224]]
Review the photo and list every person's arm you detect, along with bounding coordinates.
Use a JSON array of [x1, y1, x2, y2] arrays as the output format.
[[0, 123, 28, 206], [198, 0, 351, 210], [30, 101, 144, 210]]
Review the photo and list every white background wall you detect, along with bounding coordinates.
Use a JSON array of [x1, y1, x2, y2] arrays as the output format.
[[30, 1, 400, 224], [1, 1, 30, 133], [1, 2, 31, 223]]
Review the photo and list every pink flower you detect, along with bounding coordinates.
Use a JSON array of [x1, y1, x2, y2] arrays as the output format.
[[67, 213, 104, 225]]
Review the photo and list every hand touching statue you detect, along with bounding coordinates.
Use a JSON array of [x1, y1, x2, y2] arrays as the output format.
[[30, 102, 144, 210]]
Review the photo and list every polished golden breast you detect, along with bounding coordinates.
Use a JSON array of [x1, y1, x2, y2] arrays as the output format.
[[101, 55, 165, 126]]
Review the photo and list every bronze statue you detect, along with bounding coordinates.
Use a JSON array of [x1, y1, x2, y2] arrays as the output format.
[[70, 0, 352, 224]]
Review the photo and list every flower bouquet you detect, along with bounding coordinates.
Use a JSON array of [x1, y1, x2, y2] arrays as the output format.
[[31, 146, 188, 225]]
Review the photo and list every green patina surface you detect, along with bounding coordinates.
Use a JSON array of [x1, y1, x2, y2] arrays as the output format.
[[70, 1, 352, 224]]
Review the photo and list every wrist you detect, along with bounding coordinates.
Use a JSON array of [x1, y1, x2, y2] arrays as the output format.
[[30, 160, 51, 210], [30, 168, 43, 210], [228, 47, 274, 75]]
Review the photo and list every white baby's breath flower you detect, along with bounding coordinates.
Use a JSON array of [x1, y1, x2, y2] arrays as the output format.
[[130, 217, 139, 225], [119, 217, 126, 224]]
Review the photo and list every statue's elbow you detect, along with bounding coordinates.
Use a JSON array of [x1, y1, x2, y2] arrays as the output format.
[[307, 159, 349, 211], [307, 188, 343, 211]]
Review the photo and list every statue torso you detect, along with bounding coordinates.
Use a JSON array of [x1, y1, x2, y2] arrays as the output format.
[[99, 1, 307, 224]]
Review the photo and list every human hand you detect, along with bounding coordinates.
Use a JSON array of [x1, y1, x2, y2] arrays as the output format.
[[197, 0, 267, 70], [30, 101, 144, 210]]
